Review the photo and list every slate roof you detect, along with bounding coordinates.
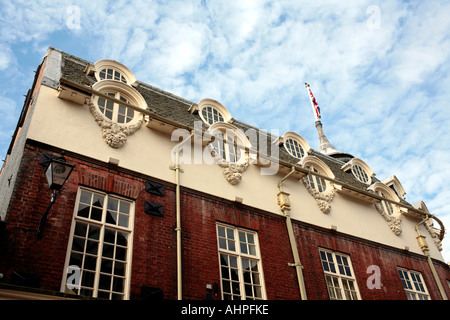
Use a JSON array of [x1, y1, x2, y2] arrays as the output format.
[[57, 48, 403, 203]]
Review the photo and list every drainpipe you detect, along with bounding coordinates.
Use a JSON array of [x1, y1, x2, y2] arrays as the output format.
[[277, 166, 307, 300], [415, 216, 448, 300], [170, 131, 194, 300]]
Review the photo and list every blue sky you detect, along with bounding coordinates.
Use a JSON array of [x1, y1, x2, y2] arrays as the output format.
[[1, 1, 450, 262]]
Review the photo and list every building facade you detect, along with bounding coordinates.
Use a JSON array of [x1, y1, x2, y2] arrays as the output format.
[[0, 47, 449, 300]]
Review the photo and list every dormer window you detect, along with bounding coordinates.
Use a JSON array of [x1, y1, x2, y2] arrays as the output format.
[[190, 99, 232, 126], [98, 92, 134, 124], [375, 190, 394, 216], [368, 181, 402, 235], [276, 131, 311, 161], [206, 122, 251, 185], [285, 138, 305, 160], [301, 155, 336, 214], [352, 164, 369, 184], [201, 106, 225, 125], [92, 59, 136, 85], [382, 176, 406, 200], [210, 127, 245, 163], [99, 68, 127, 84], [305, 165, 327, 192], [341, 158, 374, 185]]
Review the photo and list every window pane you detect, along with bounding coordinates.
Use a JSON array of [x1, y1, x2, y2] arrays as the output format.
[[80, 190, 92, 205], [74, 222, 88, 237], [88, 225, 100, 240], [117, 232, 128, 247], [77, 204, 90, 218], [101, 259, 113, 274], [68, 189, 133, 300], [71, 237, 85, 253], [217, 225, 263, 300], [91, 207, 103, 221], [118, 214, 129, 228], [114, 262, 125, 276]]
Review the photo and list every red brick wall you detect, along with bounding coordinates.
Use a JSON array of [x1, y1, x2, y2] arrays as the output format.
[[292, 223, 450, 300], [1, 142, 449, 300]]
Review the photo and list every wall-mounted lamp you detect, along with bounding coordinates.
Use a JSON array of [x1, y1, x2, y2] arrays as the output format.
[[37, 153, 75, 239]]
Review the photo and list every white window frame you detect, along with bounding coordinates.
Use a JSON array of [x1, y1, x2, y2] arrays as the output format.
[[351, 164, 370, 184], [216, 223, 266, 300], [98, 67, 128, 84], [284, 138, 305, 159], [398, 268, 430, 300], [201, 106, 225, 125], [376, 190, 394, 216], [97, 92, 135, 124], [212, 130, 243, 163], [341, 158, 374, 185], [195, 98, 232, 125], [305, 165, 327, 193], [61, 187, 134, 300], [319, 248, 361, 300]]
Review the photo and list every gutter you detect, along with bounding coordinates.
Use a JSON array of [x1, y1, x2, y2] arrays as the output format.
[[277, 166, 307, 300], [58, 77, 446, 241]]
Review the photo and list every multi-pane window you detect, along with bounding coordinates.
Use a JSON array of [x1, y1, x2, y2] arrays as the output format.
[[376, 190, 394, 216], [216, 224, 265, 300], [63, 188, 133, 300], [319, 249, 360, 300], [97, 92, 135, 124], [284, 138, 305, 159], [201, 106, 225, 125], [305, 165, 327, 193], [398, 268, 430, 300], [212, 130, 243, 163], [99, 68, 127, 84], [351, 164, 369, 183]]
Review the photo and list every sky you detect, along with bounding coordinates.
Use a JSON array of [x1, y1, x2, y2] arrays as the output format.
[[1, 1, 450, 262]]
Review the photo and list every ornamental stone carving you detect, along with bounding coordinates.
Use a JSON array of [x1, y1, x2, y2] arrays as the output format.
[[220, 161, 249, 185], [301, 179, 336, 214], [208, 143, 249, 185], [89, 100, 143, 148], [424, 221, 443, 251], [374, 202, 402, 236]]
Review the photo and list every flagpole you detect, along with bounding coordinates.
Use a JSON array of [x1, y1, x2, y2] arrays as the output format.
[[305, 83, 321, 122]]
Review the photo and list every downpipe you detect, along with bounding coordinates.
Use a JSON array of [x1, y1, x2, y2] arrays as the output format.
[[415, 217, 448, 300], [170, 131, 194, 300], [277, 166, 307, 300]]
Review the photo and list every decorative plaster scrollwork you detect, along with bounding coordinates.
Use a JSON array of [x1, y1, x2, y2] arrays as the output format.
[[301, 179, 336, 214], [219, 160, 249, 185], [89, 101, 143, 148], [424, 222, 443, 251], [207, 143, 249, 185], [374, 202, 402, 236]]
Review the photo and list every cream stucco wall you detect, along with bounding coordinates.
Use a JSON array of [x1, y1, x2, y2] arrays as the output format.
[[25, 84, 445, 261]]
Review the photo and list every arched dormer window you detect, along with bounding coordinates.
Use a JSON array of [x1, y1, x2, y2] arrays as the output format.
[[369, 182, 400, 217], [301, 155, 336, 214], [92, 59, 137, 86], [206, 123, 250, 185], [207, 122, 249, 164], [276, 131, 311, 161], [382, 175, 406, 200], [89, 79, 147, 148], [341, 158, 374, 185], [190, 99, 232, 126], [368, 182, 402, 235], [91, 80, 146, 126], [301, 155, 334, 193]]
